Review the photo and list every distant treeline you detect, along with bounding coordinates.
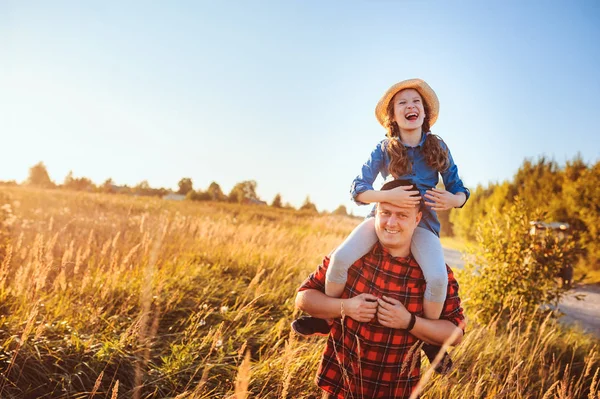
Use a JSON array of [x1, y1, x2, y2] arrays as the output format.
[[0, 162, 349, 215], [6, 157, 598, 267], [447, 155, 600, 269]]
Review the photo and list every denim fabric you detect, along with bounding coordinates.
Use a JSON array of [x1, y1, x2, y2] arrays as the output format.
[[350, 132, 470, 236]]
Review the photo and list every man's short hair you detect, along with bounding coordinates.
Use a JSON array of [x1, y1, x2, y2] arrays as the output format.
[[379, 179, 423, 210], [381, 179, 413, 191]]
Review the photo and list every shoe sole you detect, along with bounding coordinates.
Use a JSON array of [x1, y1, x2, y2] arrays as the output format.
[[291, 322, 330, 338]]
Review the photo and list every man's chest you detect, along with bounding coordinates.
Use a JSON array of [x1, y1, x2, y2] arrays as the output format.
[[346, 257, 426, 314]]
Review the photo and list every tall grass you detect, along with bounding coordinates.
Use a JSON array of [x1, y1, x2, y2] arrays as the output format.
[[0, 186, 597, 398]]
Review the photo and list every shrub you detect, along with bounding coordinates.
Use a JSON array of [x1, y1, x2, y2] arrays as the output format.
[[458, 197, 575, 324]]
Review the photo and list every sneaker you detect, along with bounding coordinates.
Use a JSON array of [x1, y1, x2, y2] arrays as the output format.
[[291, 316, 331, 337], [422, 343, 453, 374]]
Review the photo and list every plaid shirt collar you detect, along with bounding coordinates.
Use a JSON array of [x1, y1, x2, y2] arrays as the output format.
[[368, 241, 414, 262]]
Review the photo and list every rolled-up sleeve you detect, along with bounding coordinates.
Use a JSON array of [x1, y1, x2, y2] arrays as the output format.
[[350, 140, 387, 205], [440, 267, 465, 328], [440, 145, 470, 208], [298, 256, 329, 293]]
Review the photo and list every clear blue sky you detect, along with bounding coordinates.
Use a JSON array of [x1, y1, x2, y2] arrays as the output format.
[[2, 1, 599, 215]]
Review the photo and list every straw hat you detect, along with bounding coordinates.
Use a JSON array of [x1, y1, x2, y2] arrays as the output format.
[[375, 78, 439, 127]]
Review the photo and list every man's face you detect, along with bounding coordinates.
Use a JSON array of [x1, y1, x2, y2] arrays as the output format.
[[375, 201, 422, 253]]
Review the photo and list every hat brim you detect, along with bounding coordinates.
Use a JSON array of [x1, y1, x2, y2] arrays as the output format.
[[375, 79, 439, 127]]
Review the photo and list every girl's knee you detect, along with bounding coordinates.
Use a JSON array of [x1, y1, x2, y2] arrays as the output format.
[[425, 273, 448, 302], [424, 287, 446, 303], [426, 271, 448, 289]]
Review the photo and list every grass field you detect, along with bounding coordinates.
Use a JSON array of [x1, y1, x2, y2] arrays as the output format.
[[0, 187, 598, 398]]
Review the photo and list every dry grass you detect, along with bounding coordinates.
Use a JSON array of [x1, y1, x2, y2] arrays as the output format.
[[0, 186, 597, 398]]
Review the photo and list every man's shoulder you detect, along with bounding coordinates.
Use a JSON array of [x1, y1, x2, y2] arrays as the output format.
[[297, 255, 330, 293], [445, 264, 459, 282]]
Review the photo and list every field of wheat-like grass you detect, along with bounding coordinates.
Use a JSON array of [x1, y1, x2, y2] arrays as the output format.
[[0, 187, 598, 398]]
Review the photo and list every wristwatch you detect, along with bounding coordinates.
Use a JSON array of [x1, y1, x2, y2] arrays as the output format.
[[406, 313, 416, 331]]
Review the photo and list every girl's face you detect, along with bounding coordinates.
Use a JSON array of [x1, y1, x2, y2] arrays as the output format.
[[391, 89, 426, 133]]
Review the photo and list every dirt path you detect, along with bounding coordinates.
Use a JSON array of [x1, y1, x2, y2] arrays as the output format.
[[557, 285, 600, 337], [444, 247, 600, 338]]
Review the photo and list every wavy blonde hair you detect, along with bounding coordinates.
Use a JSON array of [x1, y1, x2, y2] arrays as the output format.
[[384, 92, 449, 178]]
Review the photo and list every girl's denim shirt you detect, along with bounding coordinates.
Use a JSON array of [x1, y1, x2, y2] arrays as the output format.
[[350, 133, 470, 237]]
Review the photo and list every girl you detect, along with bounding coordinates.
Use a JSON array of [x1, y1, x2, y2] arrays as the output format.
[[327, 78, 469, 313], [293, 79, 469, 372]]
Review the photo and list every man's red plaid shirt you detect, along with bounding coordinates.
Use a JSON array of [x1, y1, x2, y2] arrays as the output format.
[[298, 242, 465, 399]]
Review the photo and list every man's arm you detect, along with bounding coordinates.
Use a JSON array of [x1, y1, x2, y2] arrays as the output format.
[[407, 314, 464, 345], [295, 289, 379, 323], [376, 295, 464, 346]]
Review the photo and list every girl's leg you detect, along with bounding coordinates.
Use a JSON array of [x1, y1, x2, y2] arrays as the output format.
[[410, 227, 448, 319], [292, 218, 377, 337], [411, 227, 454, 374], [325, 217, 378, 297]]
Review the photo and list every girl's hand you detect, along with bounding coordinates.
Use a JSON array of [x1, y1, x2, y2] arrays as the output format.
[[385, 185, 421, 208], [424, 188, 463, 211]]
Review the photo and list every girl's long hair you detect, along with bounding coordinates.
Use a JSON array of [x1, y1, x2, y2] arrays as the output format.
[[384, 94, 450, 178]]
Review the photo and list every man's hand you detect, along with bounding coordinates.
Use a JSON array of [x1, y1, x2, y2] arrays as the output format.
[[377, 295, 411, 329], [342, 293, 379, 322], [384, 185, 421, 209]]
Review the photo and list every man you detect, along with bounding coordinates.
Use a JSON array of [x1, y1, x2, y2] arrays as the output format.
[[295, 179, 465, 399]]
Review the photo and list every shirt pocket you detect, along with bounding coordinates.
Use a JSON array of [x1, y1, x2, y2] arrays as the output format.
[[384, 279, 423, 298]]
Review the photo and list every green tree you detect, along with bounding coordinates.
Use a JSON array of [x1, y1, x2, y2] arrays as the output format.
[[63, 171, 95, 191], [207, 182, 226, 201], [450, 155, 600, 271], [562, 160, 600, 267], [102, 178, 115, 193], [450, 182, 511, 241], [0, 180, 17, 187], [178, 178, 193, 195], [26, 162, 54, 188], [458, 198, 574, 324], [563, 153, 587, 182], [300, 196, 318, 213], [332, 205, 347, 216], [510, 157, 564, 220], [134, 180, 152, 196], [228, 180, 259, 203], [186, 190, 211, 201], [271, 193, 283, 208], [63, 171, 74, 187]]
